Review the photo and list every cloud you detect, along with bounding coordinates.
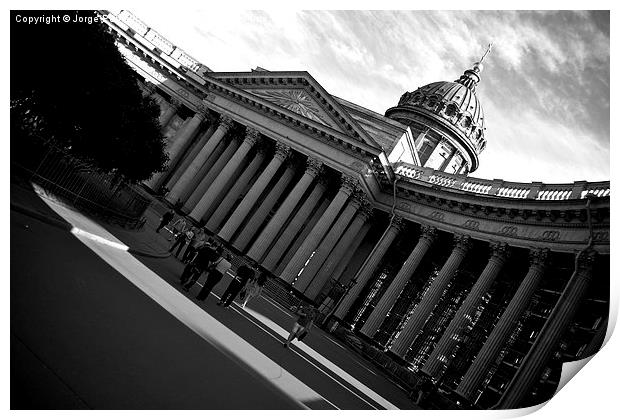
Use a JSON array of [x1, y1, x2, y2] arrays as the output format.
[[129, 9, 609, 183]]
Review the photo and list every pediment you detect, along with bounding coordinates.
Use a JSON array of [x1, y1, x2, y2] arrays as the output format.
[[247, 88, 340, 129], [208, 71, 380, 148]]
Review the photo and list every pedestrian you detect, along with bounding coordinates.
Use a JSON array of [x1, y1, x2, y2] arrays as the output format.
[[414, 380, 433, 406], [218, 263, 255, 307], [196, 252, 232, 301], [240, 268, 269, 308], [169, 217, 187, 241], [156, 210, 174, 233], [169, 225, 194, 258], [182, 228, 207, 263], [283, 305, 317, 348], [180, 243, 220, 290]]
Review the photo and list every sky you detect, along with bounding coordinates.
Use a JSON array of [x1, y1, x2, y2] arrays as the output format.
[[130, 8, 610, 184]]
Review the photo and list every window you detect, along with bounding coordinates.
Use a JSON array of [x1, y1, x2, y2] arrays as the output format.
[[445, 103, 458, 117], [418, 137, 439, 165]]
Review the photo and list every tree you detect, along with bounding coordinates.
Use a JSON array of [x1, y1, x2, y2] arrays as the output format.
[[11, 10, 167, 183]]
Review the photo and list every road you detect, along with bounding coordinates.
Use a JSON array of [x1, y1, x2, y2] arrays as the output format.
[[10, 185, 417, 409]]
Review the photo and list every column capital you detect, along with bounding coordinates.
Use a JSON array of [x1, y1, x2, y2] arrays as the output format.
[[243, 126, 261, 146], [489, 242, 509, 263], [305, 157, 324, 177], [349, 190, 367, 211], [576, 248, 597, 272], [339, 174, 358, 195], [274, 142, 292, 160], [219, 115, 236, 132], [352, 189, 370, 208], [169, 98, 182, 110], [357, 202, 374, 222], [195, 103, 209, 119], [391, 215, 406, 232], [419, 224, 438, 243], [453, 233, 472, 253], [528, 247, 549, 269]]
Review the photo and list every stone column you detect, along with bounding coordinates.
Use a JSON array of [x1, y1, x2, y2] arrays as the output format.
[[156, 97, 171, 118], [389, 234, 472, 358], [456, 248, 549, 401], [280, 175, 357, 284], [218, 143, 291, 242], [304, 202, 373, 300], [165, 121, 217, 191], [149, 106, 208, 191], [159, 98, 180, 128], [333, 216, 405, 321], [421, 242, 509, 380], [247, 157, 323, 262], [360, 225, 438, 338], [233, 161, 297, 251], [332, 222, 372, 282], [294, 191, 365, 293], [498, 250, 596, 409], [184, 138, 236, 211], [188, 127, 259, 222], [167, 115, 235, 203], [262, 178, 328, 270], [206, 148, 267, 232]]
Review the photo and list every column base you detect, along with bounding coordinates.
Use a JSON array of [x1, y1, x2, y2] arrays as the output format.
[[385, 350, 410, 366], [357, 331, 383, 348]]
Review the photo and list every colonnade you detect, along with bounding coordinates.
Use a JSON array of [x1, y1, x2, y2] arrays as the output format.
[[144, 87, 599, 407], [143, 92, 379, 304]]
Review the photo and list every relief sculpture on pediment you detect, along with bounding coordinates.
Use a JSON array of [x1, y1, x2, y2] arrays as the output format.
[[250, 89, 335, 128]]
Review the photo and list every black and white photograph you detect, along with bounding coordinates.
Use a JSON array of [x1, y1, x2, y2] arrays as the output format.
[[8, 3, 613, 415]]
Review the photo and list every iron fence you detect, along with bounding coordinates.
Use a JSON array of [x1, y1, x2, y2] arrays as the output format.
[[13, 142, 152, 229]]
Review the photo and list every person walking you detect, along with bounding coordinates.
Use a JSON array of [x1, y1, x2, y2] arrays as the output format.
[[196, 252, 232, 301], [169, 226, 195, 258], [240, 269, 269, 309], [218, 263, 255, 307], [169, 217, 187, 241], [156, 210, 174, 233], [284, 305, 317, 348], [181, 243, 220, 290], [182, 228, 207, 263]]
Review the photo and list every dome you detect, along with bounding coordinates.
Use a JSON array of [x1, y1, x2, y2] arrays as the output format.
[[385, 62, 488, 173]]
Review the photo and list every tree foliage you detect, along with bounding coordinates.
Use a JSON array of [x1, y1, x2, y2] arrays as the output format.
[[11, 10, 168, 182]]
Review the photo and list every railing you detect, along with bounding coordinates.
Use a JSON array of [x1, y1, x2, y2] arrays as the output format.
[[13, 143, 151, 229], [393, 162, 610, 201], [109, 10, 211, 74]]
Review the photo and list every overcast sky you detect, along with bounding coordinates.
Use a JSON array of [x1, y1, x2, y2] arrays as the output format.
[[131, 8, 610, 183]]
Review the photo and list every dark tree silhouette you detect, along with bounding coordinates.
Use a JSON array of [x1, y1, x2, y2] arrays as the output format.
[[11, 10, 167, 182]]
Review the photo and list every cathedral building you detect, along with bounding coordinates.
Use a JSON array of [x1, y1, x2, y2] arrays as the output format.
[[102, 10, 610, 409]]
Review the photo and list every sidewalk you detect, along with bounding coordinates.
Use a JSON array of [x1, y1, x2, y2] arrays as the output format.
[[10, 180, 173, 259], [10, 179, 419, 409]]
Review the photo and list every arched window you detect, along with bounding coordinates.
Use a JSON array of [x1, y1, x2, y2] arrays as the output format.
[[462, 116, 472, 129], [444, 103, 458, 118]]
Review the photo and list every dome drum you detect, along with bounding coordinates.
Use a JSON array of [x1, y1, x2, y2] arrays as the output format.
[[386, 104, 481, 172], [386, 65, 488, 173]]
